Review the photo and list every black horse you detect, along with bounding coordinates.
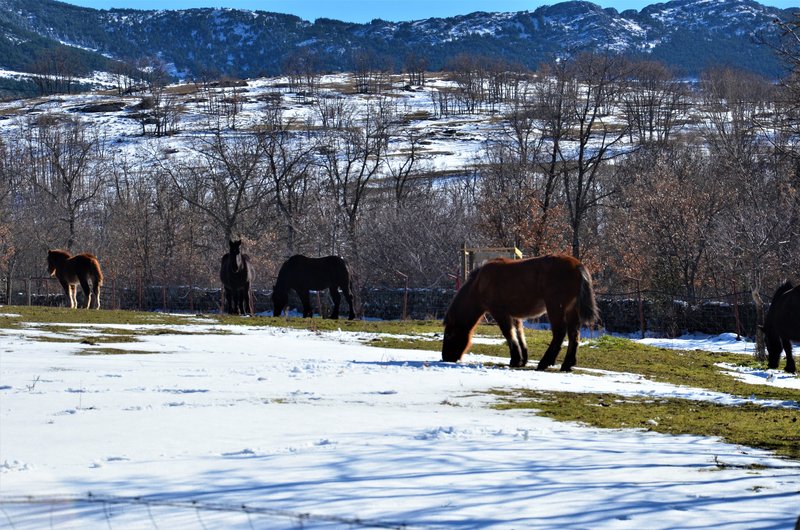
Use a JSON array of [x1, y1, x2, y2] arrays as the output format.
[[272, 255, 355, 319], [761, 281, 799, 373], [220, 239, 254, 315]]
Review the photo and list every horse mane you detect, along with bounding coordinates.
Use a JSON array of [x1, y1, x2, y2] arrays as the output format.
[[769, 280, 794, 303], [765, 280, 794, 325], [445, 264, 483, 324]]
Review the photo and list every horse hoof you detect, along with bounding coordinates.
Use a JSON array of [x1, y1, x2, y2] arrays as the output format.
[[560, 365, 573, 372], [535, 364, 548, 371]]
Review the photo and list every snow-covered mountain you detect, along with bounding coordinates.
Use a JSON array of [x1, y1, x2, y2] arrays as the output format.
[[0, 0, 796, 84]]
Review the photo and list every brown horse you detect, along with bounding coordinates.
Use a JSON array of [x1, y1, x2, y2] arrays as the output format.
[[272, 255, 355, 319], [761, 281, 799, 373], [442, 254, 598, 371], [47, 249, 103, 309]]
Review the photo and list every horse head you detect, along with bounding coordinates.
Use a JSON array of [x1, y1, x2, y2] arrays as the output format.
[[763, 323, 784, 369], [441, 316, 471, 362], [46, 249, 68, 277], [228, 239, 243, 270]]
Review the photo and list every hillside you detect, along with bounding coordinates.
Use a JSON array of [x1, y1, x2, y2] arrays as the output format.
[[0, 0, 795, 90]]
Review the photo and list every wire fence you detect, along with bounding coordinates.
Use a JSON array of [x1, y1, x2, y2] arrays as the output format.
[[0, 493, 431, 529], [0, 276, 764, 338]]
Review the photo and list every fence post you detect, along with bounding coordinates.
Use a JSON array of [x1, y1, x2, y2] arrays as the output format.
[[137, 273, 143, 311], [634, 278, 644, 339], [731, 279, 742, 340], [396, 271, 409, 320]]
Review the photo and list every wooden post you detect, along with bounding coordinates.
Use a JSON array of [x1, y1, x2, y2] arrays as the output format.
[[396, 271, 409, 320], [635, 278, 644, 339], [137, 273, 143, 311], [730, 279, 741, 340]]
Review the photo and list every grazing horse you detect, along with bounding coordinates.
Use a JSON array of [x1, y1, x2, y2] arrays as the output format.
[[442, 254, 599, 371], [220, 239, 254, 315], [761, 281, 799, 373], [47, 249, 103, 309], [272, 255, 355, 319]]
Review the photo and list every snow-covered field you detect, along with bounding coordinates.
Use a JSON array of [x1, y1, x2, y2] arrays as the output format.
[[1, 318, 798, 529]]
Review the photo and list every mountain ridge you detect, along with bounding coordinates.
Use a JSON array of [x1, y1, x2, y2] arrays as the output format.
[[0, 0, 796, 84]]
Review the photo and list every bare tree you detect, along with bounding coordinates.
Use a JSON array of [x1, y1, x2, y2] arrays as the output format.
[[404, 51, 427, 87], [21, 115, 107, 251], [622, 59, 689, 145], [609, 145, 730, 304], [700, 66, 788, 359], [282, 47, 321, 94], [157, 129, 272, 243], [317, 96, 393, 259], [386, 126, 431, 207], [30, 48, 80, 96], [539, 52, 631, 259], [261, 100, 318, 253]]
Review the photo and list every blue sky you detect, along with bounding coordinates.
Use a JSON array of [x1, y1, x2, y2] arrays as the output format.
[[62, 0, 800, 23]]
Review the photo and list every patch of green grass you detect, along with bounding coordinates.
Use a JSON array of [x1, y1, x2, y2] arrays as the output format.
[[76, 347, 158, 355], [492, 389, 800, 460], [576, 335, 800, 402], [34, 335, 138, 345], [377, 330, 800, 402], [0, 306, 207, 327]]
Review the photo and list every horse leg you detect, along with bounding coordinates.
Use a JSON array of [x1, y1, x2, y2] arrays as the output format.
[[69, 284, 78, 309], [222, 285, 231, 314], [79, 278, 92, 309], [537, 308, 566, 371], [299, 289, 313, 318], [329, 288, 341, 319], [93, 283, 101, 310], [232, 290, 240, 315], [494, 314, 524, 367], [783, 338, 796, 373], [560, 311, 581, 372], [243, 285, 252, 316], [342, 284, 356, 320], [514, 319, 528, 367], [58, 280, 70, 308]]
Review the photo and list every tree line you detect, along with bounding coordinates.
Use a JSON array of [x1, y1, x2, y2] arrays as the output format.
[[1, 49, 800, 350]]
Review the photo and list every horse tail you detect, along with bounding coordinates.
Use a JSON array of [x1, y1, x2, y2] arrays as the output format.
[[94, 257, 104, 287], [340, 257, 354, 291], [577, 264, 599, 326]]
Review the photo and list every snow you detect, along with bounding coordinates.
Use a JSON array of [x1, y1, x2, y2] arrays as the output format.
[[1, 322, 798, 529]]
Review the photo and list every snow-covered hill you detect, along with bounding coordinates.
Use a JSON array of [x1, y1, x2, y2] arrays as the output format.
[[0, 0, 795, 83]]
